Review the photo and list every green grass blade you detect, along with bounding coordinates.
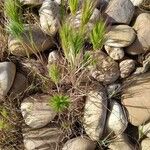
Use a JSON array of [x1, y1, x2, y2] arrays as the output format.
[[68, 0, 79, 15]]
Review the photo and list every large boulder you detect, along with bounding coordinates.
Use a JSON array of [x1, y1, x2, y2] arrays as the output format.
[[8, 24, 53, 56], [83, 84, 107, 141], [0, 62, 16, 96], [21, 94, 56, 128], [105, 0, 134, 24], [121, 72, 150, 126]]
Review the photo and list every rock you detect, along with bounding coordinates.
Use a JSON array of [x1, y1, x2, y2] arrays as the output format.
[[119, 59, 135, 78], [139, 122, 150, 138], [9, 73, 29, 99], [8, 24, 53, 56], [108, 134, 134, 150], [48, 50, 60, 65], [105, 25, 136, 48], [107, 83, 121, 99], [104, 45, 124, 60], [0, 62, 16, 96], [23, 124, 63, 150], [126, 13, 150, 54], [89, 51, 120, 84], [62, 136, 96, 150], [106, 100, 128, 135], [121, 72, 150, 126], [130, 0, 144, 6], [20, 0, 44, 5], [21, 94, 56, 128], [141, 138, 150, 150], [83, 84, 107, 141], [39, 0, 61, 36], [105, 0, 134, 24], [134, 54, 150, 75]]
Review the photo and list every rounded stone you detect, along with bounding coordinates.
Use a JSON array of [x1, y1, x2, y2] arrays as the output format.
[[105, 45, 124, 60], [141, 138, 150, 150], [119, 59, 135, 78], [39, 0, 61, 36], [105, 25, 136, 48], [0, 62, 16, 96], [62, 137, 96, 150], [106, 100, 128, 135], [21, 94, 56, 128]]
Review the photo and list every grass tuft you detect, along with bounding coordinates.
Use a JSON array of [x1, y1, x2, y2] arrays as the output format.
[[4, 0, 24, 39], [68, 0, 79, 15], [90, 20, 106, 50], [49, 94, 70, 112]]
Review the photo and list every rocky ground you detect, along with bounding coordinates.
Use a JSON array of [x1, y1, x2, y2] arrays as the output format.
[[0, 0, 150, 150]]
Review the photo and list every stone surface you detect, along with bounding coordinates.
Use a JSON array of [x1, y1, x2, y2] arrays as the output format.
[[122, 72, 150, 126], [105, 25, 136, 48], [20, 0, 44, 5], [89, 51, 120, 84], [105, 0, 134, 24], [48, 50, 60, 65], [8, 24, 53, 56], [9, 73, 29, 99], [39, 0, 60, 36], [141, 138, 150, 150], [130, 0, 144, 6], [139, 122, 150, 138], [62, 137, 96, 150], [108, 134, 134, 150], [23, 124, 63, 150], [119, 59, 135, 78], [107, 83, 121, 99], [0, 62, 16, 96], [126, 13, 150, 54], [83, 84, 107, 141], [105, 45, 124, 60], [106, 100, 128, 135], [21, 94, 56, 128]]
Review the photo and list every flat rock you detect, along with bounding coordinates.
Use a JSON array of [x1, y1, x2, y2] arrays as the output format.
[[105, 0, 134, 24], [141, 138, 150, 150], [0, 62, 16, 96], [121, 72, 150, 126], [23, 124, 63, 150], [8, 24, 53, 56], [39, 0, 60, 36], [119, 59, 135, 78], [105, 25, 136, 48], [21, 94, 56, 128], [89, 51, 120, 84], [62, 136, 96, 150], [130, 0, 144, 6], [83, 84, 107, 141], [126, 13, 150, 54], [105, 45, 124, 60], [106, 100, 128, 135]]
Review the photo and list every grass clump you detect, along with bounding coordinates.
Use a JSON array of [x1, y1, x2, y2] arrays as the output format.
[[4, 0, 24, 39], [69, 0, 79, 15], [49, 94, 70, 112], [90, 19, 106, 50]]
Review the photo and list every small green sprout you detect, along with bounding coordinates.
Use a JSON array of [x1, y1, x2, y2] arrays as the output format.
[[49, 94, 70, 112]]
